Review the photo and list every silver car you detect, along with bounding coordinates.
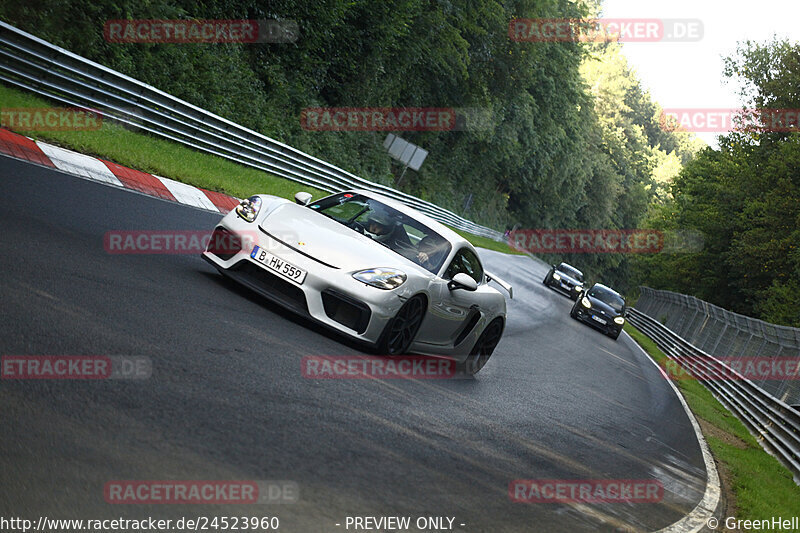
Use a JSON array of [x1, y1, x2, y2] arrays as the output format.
[[202, 190, 512, 374]]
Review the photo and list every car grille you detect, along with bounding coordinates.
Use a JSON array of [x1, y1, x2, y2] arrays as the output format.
[[229, 260, 308, 315], [206, 226, 242, 261], [321, 289, 371, 334]]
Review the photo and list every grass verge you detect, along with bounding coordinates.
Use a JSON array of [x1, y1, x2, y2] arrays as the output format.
[[1, 83, 521, 254], [624, 322, 800, 521], [0, 84, 330, 201], [450, 227, 524, 255]]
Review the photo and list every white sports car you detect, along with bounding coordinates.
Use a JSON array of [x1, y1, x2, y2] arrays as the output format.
[[202, 190, 512, 374]]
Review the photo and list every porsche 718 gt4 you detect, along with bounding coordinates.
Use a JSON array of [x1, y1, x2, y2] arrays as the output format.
[[202, 190, 513, 374]]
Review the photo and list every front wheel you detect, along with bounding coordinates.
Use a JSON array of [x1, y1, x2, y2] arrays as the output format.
[[542, 270, 553, 285], [461, 318, 504, 375], [376, 295, 426, 355]]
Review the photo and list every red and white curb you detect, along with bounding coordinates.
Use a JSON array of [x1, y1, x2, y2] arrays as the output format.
[[0, 128, 241, 214]]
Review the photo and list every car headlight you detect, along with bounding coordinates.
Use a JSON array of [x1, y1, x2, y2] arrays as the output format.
[[581, 296, 591, 308], [573, 285, 582, 291], [553, 272, 561, 281], [235, 196, 262, 223], [614, 316, 625, 325], [352, 268, 407, 290]]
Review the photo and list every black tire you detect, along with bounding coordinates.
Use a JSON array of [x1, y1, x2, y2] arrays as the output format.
[[376, 295, 426, 355], [461, 318, 504, 375], [570, 304, 578, 319], [542, 270, 553, 286]]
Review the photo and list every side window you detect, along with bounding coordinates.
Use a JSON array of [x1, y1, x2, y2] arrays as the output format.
[[444, 255, 461, 280], [444, 248, 484, 284]]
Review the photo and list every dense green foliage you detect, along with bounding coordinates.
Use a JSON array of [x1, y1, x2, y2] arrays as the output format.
[[633, 39, 800, 326], [2, 0, 697, 289]]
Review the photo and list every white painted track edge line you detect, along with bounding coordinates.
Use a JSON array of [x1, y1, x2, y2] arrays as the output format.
[[624, 330, 722, 533]]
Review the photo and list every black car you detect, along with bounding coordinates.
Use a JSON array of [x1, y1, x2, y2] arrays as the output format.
[[570, 283, 626, 340], [543, 262, 585, 300]]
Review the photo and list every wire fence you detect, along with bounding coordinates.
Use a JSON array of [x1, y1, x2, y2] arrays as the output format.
[[636, 287, 800, 406], [627, 306, 800, 484]]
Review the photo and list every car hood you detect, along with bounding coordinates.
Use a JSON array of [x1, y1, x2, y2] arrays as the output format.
[[587, 297, 623, 317], [260, 203, 426, 273]]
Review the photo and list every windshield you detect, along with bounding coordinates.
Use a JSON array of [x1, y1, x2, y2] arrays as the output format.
[[588, 286, 625, 312], [558, 264, 584, 282], [309, 192, 452, 274]]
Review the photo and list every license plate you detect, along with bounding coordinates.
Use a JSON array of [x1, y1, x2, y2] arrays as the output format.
[[250, 246, 307, 284], [591, 315, 607, 325]]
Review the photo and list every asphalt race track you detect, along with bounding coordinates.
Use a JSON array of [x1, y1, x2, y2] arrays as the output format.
[[0, 156, 707, 532]]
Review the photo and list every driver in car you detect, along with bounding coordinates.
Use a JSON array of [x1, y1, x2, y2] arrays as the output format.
[[366, 211, 407, 248], [366, 212, 445, 270], [416, 235, 447, 271]]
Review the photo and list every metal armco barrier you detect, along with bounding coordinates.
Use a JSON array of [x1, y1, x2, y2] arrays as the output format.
[[636, 287, 800, 405], [627, 305, 800, 484], [0, 21, 504, 241]]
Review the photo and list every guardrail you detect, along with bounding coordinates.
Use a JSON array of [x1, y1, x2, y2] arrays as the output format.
[[0, 21, 504, 241], [627, 307, 800, 484], [636, 287, 800, 406]]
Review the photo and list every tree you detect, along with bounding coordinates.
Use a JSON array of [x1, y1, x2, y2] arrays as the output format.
[[633, 38, 800, 326]]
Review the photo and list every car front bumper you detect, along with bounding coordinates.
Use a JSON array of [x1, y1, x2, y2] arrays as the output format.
[[547, 278, 583, 299], [573, 306, 623, 336], [202, 217, 414, 347]]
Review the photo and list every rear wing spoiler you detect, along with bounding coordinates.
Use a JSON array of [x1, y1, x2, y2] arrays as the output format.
[[486, 271, 513, 299]]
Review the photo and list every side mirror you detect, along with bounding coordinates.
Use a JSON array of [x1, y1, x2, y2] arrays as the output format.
[[448, 273, 478, 292], [295, 192, 313, 206]]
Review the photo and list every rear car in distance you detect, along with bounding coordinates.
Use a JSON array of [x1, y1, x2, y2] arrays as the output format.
[[543, 262, 584, 300], [202, 190, 513, 374], [570, 283, 626, 340]]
